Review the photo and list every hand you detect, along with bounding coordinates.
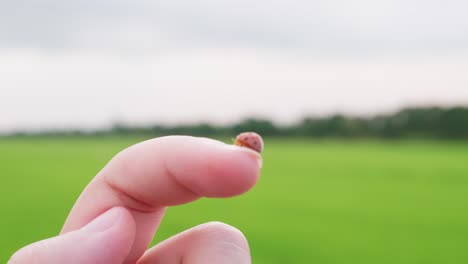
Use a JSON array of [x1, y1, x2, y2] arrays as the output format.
[[9, 136, 262, 264]]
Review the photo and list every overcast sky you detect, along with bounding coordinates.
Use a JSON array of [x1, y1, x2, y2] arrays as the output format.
[[1, 0, 468, 132]]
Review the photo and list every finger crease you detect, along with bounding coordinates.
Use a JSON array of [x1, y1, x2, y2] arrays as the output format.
[[163, 160, 200, 199], [105, 179, 158, 213]]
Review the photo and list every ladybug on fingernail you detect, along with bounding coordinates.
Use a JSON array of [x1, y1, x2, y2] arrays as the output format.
[[234, 132, 264, 154]]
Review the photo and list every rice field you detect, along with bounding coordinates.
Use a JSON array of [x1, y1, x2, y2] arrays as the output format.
[[1, 137, 468, 263]]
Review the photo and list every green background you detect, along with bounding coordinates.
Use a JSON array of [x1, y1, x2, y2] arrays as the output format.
[[2, 137, 468, 263]]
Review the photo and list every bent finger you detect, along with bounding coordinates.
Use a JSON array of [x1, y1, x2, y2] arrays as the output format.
[[9, 207, 135, 264], [61, 136, 262, 263], [137, 222, 251, 264]]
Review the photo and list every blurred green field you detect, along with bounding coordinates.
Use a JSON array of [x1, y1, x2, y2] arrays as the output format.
[[1, 137, 468, 263]]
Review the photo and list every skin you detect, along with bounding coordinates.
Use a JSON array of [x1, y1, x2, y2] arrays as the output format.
[[9, 136, 262, 264]]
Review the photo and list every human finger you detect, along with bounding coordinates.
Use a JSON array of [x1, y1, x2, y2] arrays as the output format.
[[9, 207, 135, 264], [137, 221, 251, 264], [61, 136, 262, 263]]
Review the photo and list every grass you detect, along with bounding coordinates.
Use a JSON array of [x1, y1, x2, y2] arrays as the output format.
[[1, 137, 468, 263]]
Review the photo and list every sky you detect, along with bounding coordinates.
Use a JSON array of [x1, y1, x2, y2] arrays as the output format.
[[1, 0, 468, 132]]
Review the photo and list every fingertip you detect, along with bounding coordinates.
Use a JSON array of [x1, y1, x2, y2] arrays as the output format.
[[166, 138, 262, 198], [228, 144, 263, 169], [215, 144, 262, 196], [90, 207, 136, 244], [138, 221, 251, 264], [85, 207, 136, 263], [8, 207, 137, 264]]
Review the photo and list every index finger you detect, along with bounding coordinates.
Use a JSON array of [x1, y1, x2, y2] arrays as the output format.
[[60, 136, 262, 263]]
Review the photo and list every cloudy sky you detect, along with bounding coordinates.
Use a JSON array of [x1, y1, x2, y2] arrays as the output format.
[[1, 0, 468, 132]]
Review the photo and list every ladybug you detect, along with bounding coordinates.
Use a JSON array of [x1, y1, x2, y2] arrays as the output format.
[[234, 132, 264, 154]]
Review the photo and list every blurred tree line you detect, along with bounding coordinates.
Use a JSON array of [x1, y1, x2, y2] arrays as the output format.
[[5, 106, 468, 139]]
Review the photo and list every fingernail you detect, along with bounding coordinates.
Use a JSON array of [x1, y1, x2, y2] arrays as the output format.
[[233, 145, 263, 168], [82, 207, 122, 233]]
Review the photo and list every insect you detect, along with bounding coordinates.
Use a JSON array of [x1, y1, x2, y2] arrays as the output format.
[[234, 132, 264, 154]]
